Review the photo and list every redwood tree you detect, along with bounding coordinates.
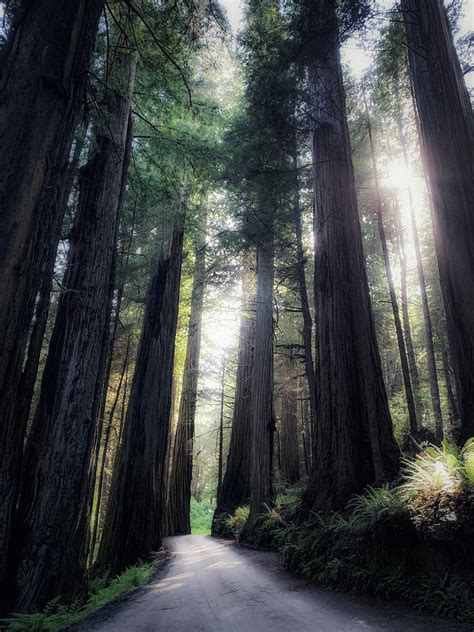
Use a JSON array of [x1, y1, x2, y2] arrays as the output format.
[[167, 230, 206, 535], [98, 229, 183, 576], [401, 0, 474, 443], [13, 42, 137, 612], [301, 2, 399, 512], [0, 0, 103, 591]]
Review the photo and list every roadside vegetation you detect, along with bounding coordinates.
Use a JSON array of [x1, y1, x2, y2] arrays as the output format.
[[228, 441, 474, 622]]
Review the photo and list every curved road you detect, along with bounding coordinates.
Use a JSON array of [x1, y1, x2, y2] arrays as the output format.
[[86, 535, 466, 632]]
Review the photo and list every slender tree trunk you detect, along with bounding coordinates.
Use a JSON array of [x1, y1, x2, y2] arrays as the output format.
[[401, 0, 474, 443], [366, 104, 419, 439], [303, 15, 399, 513], [13, 46, 136, 613], [242, 227, 275, 534], [292, 157, 316, 436], [0, 1, 103, 593], [212, 255, 255, 533], [89, 336, 131, 563], [280, 352, 300, 485], [217, 357, 226, 494], [167, 233, 206, 535], [97, 229, 184, 577]]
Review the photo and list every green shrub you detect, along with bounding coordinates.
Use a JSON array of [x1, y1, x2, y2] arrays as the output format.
[[226, 505, 249, 538], [3, 562, 155, 631]]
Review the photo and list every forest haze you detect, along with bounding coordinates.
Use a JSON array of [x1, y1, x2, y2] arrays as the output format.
[[0, 0, 473, 629]]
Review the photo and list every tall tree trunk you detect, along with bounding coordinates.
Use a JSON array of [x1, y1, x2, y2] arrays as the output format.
[[212, 255, 255, 534], [97, 229, 183, 577], [303, 15, 399, 513], [89, 336, 131, 563], [292, 157, 316, 436], [280, 351, 300, 485], [217, 357, 226, 494], [366, 104, 419, 439], [13, 46, 137, 613], [439, 325, 460, 435], [0, 0, 103, 593], [242, 227, 275, 535], [401, 0, 474, 443], [167, 233, 206, 535], [12, 127, 87, 441]]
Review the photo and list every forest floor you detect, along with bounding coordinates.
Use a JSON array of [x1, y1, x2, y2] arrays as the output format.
[[70, 535, 469, 632]]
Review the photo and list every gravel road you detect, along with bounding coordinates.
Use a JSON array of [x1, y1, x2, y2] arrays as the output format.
[[84, 535, 469, 632]]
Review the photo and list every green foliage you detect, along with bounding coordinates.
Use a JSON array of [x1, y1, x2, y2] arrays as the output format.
[[226, 505, 250, 538], [190, 496, 215, 535], [399, 440, 474, 508], [3, 563, 155, 631]]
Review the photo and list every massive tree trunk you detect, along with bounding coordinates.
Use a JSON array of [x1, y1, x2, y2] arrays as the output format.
[[366, 106, 419, 439], [0, 0, 103, 592], [401, 0, 474, 443], [13, 47, 136, 613], [280, 351, 300, 485], [97, 229, 183, 577], [303, 15, 399, 513], [242, 227, 275, 535], [12, 125, 88, 446], [167, 234, 206, 535], [212, 255, 255, 534]]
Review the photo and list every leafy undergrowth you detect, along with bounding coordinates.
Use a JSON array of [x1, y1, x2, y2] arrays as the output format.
[[230, 441, 474, 622], [2, 562, 156, 632], [190, 496, 215, 535]]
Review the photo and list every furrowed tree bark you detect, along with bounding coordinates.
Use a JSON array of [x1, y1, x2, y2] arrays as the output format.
[[242, 225, 275, 536], [401, 0, 474, 443], [280, 351, 300, 485], [0, 0, 103, 593], [97, 229, 184, 577], [366, 104, 419, 439], [212, 255, 255, 534], [439, 326, 460, 435], [13, 45, 137, 613], [303, 13, 399, 513], [167, 232, 206, 535], [12, 125, 88, 444]]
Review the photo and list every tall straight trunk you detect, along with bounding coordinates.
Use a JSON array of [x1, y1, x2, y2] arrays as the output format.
[[0, 0, 103, 591], [89, 336, 131, 563], [401, 0, 474, 443], [439, 326, 460, 434], [292, 156, 316, 436], [212, 255, 255, 533], [280, 352, 300, 485], [13, 47, 137, 613], [98, 229, 183, 577], [12, 124, 87, 443], [395, 109, 444, 442], [217, 357, 226, 493], [167, 235, 206, 535], [243, 228, 275, 534], [303, 15, 399, 513], [366, 106, 419, 439]]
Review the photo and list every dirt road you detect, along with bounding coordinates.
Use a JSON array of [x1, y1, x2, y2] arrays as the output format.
[[84, 535, 467, 631]]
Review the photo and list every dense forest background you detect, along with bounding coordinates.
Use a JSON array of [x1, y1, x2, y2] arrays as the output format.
[[0, 0, 473, 627]]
